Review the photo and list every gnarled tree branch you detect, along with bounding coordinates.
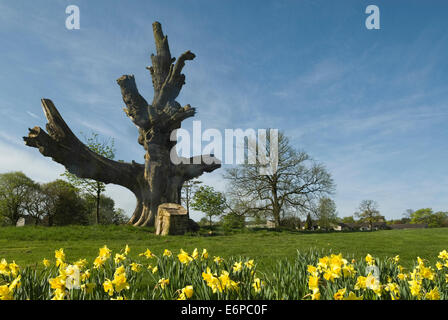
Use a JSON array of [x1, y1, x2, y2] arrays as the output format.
[[116, 75, 150, 130], [23, 99, 144, 194], [176, 155, 221, 181]]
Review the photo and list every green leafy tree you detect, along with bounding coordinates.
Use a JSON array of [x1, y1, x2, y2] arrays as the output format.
[[314, 197, 338, 231], [341, 215, 356, 224], [41, 179, 88, 226], [191, 185, 226, 228], [83, 194, 127, 225], [279, 215, 301, 229], [21, 183, 48, 225], [62, 132, 115, 224], [221, 213, 245, 232], [111, 208, 129, 225], [304, 212, 313, 230], [0, 171, 36, 225], [181, 178, 202, 219], [410, 208, 448, 228], [354, 200, 382, 231], [198, 217, 210, 227]]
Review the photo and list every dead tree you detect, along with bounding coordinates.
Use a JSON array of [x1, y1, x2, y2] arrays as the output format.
[[23, 22, 221, 227]]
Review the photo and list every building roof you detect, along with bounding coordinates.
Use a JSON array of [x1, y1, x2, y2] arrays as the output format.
[[338, 222, 387, 229], [389, 223, 428, 229]]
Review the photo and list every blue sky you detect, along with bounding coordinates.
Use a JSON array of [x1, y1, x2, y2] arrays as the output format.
[[1, 0, 447, 221]]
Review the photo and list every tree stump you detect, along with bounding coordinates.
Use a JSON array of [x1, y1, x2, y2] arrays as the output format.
[[155, 203, 188, 235]]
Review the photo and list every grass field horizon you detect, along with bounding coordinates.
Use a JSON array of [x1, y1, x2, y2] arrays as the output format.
[[1, 225, 447, 272]]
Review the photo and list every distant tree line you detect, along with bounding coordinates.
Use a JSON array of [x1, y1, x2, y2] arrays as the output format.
[[342, 207, 448, 229], [0, 171, 128, 227]]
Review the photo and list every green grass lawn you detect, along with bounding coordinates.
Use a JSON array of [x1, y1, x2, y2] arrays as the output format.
[[1, 225, 447, 272]]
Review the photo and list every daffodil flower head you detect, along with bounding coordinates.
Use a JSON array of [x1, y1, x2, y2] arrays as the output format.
[[139, 249, 154, 259]]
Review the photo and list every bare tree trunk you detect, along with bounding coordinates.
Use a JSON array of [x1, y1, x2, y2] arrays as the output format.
[[96, 185, 101, 225], [24, 22, 220, 228]]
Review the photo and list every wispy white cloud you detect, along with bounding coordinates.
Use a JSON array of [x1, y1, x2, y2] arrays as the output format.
[[26, 111, 41, 120]]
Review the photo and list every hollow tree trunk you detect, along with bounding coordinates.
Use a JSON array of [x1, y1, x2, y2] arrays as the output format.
[[24, 22, 220, 227]]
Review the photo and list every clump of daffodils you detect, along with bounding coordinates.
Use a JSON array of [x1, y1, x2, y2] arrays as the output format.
[[1, 246, 448, 300], [303, 250, 448, 300]]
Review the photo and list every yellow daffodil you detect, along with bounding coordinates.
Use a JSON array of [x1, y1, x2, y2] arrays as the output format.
[[163, 249, 172, 257], [183, 285, 194, 298], [417, 257, 425, 267], [245, 259, 255, 269], [130, 263, 142, 272], [344, 291, 363, 300], [51, 288, 66, 300], [192, 248, 199, 259], [81, 270, 91, 282], [333, 288, 346, 300], [425, 287, 440, 300], [420, 266, 435, 280], [140, 249, 154, 259], [55, 248, 65, 261], [124, 245, 130, 255], [93, 256, 106, 269], [177, 285, 194, 300], [43, 259, 51, 268], [0, 285, 13, 300], [323, 270, 339, 282], [397, 273, 407, 280], [74, 259, 88, 269], [49, 275, 66, 291], [385, 283, 400, 300], [342, 265, 356, 278], [81, 283, 96, 294], [408, 279, 421, 297], [103, 279, 114, 296], [308, 275, 319, 291], [114, 253, 126, 264], [158, 278, 170, 289], [252, 278, 264, 293], [233, 261, 243, 273], [112, 274, 130, 293], [438, 250, 448, 260], [355, 276, 367, 290], [213, 256, 224, 264], [178, 249, 193, 265], [7, 261, 19, 278], [365, 254, 375, 266], [0, 259, 9, 276], [307, 265, 318, 275], [99, 245, 111, 259], [310, 288, 320, 300], [8, 275, 21, 292]]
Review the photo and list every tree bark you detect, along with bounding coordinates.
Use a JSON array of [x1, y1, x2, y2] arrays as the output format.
[[24, 22, 220, 227], [96, 185, 101, 224]]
